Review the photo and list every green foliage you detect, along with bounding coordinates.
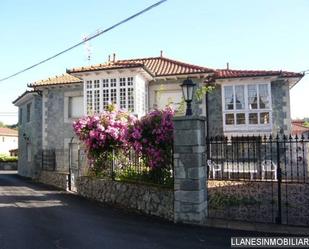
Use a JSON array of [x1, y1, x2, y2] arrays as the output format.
[[0, 121, 18, 130], [303, 121, 309, 128], [116, 167, 173, 188], [209, 193, 260, 210], [195, 85, 214, 101], [0, 154, 18, 162]]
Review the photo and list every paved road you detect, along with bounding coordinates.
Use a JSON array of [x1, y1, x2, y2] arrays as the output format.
[[0, 171, 273, 249]]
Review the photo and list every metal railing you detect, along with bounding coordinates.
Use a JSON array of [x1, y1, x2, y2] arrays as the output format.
[[206, 134, 309, 182], [100, 148, 174, 187], [41, 149, 56, 171]]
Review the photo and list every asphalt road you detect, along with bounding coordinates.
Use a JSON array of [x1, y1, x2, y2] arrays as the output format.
[[0, 171, 274, 249]]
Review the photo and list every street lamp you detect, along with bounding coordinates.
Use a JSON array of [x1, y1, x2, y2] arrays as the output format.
[[180, 78, 196, 116]]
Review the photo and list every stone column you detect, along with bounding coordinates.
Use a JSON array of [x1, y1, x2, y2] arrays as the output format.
[[173, 116, 207, 224]]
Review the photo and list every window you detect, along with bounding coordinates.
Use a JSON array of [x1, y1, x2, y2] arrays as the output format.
[[68, 96, 83, 118], [102, 79, 109, 109], [85, 77, 135, 114], [19, 108, 23, 124], [26, 144, 32, 162], [93, 80, 100, 113], [86, 80, 100, 114], [120, 88, 126, 109], [26, 103, 31, 122], [222, 83, 271, 130]]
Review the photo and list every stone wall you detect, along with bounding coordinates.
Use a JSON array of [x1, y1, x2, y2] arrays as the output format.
[[271, 80, 291, 134], [208, 180, 309, 226], [173, 116, 208, 224], [207, 84, 223, 137], [0, 161, 17, 170], [76, 177, 174, 221], [42, 85, 83, 172], [38, 170, 69, 190], [17, 94, 42, 178]]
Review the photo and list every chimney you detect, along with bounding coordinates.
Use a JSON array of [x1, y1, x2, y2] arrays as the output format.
[[160, 50, 163, 57], [226, 62, 229, 70], [113, 53, 116, 62], [108, 55, 111, 62]]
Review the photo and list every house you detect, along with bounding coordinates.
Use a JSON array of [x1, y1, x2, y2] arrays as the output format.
[[291, 119, 309, 137], [13, 54, 303, 178], [9, 149, 18, 157], [0, 127, 18, 156]]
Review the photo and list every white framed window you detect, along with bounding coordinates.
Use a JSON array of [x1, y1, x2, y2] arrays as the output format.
[[85, 77, 135, 115], [86, 80, 101, 114], [110, 78, 117, 105], [222, 83, 272, 131], [86, 80, 93, 114], [68, 96, 84, 118], [93, 80, 100, 113]]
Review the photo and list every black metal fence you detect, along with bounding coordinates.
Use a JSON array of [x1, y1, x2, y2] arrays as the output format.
[[206, 134, 309, 182], [99, 149, 174, 188], [206, 134, 309, 226], [41, 149, 56, 171]]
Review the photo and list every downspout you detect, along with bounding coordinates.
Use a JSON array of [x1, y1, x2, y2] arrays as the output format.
[[205, 90, 210, 178], [68, 136, 74, 191]]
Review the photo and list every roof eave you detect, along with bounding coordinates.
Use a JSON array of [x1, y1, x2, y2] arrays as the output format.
[[154, 71, 214, 79], [67, 65, 146, 74], [29, 81, 82, 89], [13, 91, 39, 106]]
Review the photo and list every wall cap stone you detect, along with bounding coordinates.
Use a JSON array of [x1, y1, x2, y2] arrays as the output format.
[[173, 116, 206, 122]]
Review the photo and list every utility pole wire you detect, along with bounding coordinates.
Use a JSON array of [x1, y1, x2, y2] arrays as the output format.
[[0, 0, 167, 82]]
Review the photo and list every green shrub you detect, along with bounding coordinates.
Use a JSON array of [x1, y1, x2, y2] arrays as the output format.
[[0, 154, 18, 162]]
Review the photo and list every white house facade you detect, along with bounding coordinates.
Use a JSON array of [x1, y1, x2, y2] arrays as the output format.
[[0, 127, 18, 155]]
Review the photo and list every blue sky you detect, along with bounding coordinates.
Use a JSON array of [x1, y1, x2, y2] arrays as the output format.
[[0, 0, 308, 124]]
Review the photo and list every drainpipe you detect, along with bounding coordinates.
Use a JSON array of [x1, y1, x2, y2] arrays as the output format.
[[205, 90, 210, 178], [68, 136, 74, 191]]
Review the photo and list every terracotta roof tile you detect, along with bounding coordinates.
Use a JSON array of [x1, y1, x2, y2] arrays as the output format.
[[0, 127, 18, 136], [215, 69, 303, 79], [29, 73, 82, 87], [291, 120, 309, 136], [67, 56, 214, 76]]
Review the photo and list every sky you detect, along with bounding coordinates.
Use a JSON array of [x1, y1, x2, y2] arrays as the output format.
[[0, 0, 308, 124]]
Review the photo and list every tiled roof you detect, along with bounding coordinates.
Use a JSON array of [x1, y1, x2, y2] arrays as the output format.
[[67, 56, 214, 76], [215, 69, 303, 79], [291, 120, 309, 136], [29, 73, 82, 87], [0, 127, 18, 136]]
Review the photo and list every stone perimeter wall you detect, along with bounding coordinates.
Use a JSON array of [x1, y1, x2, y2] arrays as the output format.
[[38, 170, 68, 190], [0, 161, 17, 170], [208, 180, 309, 226], [76, 177, 174, 221]]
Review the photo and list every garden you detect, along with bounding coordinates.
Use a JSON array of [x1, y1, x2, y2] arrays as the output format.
[[73, 105, 174, 187]]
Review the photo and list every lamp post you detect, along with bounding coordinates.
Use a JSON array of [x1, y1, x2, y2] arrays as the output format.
[[180, 78, 196, 116]]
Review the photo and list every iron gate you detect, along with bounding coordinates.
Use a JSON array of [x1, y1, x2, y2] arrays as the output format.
[[68, 143, 86, 192], [206, 134, 309, 226]]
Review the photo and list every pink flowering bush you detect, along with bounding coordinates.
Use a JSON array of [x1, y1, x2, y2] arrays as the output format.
[[73, 108, 137, 173], [128, 107, 174, 169], [73, 106, 174, 182]]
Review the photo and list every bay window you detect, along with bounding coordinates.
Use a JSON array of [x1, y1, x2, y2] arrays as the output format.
[[85, 76, 138, 115], [222, 83, 272, 131]]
